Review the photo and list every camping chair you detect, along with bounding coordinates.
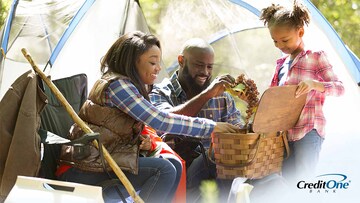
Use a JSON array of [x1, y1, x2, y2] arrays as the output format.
[[38, 73, 88, 179], [0, 71, 90, 199], [0, 71, 131, 202], [37, 73, 131, 202]]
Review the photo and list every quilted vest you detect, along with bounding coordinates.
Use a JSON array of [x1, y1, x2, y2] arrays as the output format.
[[60, 72, 143, 174]]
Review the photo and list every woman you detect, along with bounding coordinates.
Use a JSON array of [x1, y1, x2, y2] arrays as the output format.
[[57, 31, 239, 203]]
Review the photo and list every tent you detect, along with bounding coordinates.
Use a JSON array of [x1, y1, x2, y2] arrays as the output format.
[[1, 0, 360, 202], [1, 0, 359, 97], [0, 0, 149, 99]]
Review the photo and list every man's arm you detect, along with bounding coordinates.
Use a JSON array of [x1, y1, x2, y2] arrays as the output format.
[[161, 75, 236, 116], [166, 91, 212, 116], [150, 74, 238, 117], [149, 85, 211, 116]]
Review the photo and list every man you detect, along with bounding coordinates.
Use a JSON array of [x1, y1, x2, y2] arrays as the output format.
[[150, 38, 243, 126], [149, 38, 244, 202]]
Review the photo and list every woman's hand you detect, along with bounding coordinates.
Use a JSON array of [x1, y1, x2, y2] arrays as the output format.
[[213, 122, 241, 133], [139, 134, 151, 150], [295, 80, 324, 98]]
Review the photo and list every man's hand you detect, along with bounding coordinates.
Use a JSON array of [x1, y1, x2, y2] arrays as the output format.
[[203, 74, 236, 98]]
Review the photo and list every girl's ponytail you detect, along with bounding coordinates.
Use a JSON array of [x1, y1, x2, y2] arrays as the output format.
[[260, 4, 283, 26], [260, 1, 310, 28], [292, 0, 311, 27]]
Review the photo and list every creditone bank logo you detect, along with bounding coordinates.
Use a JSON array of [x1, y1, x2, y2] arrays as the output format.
[[297, 173, 351, 193]]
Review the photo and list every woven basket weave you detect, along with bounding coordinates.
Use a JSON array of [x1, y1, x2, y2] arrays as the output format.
[[210, 131, 288, 179]]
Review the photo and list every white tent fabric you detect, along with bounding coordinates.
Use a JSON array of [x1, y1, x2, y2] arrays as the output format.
[[0, 0, 149, 99], [0, 0, 359, 202], [0, 0, 85, 98], [50, 0, 149, 88]]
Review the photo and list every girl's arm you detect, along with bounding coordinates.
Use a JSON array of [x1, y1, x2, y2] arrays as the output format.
[[295, 80, 324, 98], [295, 51, 344, 97], [316, 51, 344, 96]]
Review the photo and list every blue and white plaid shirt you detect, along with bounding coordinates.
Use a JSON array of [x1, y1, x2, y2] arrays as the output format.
[[104, 77, 215, 137], [149, 72, 243, 127]]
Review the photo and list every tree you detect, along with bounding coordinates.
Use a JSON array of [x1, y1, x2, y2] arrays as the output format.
[[140, 0, 360, 58], [0, 0, 10, 29], [139, 0, 169, 34], [311, 0, 360, 57]]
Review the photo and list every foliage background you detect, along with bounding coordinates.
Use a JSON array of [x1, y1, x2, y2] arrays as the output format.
[[1, 0, 359, 57], [311, 0, 360, 58], [139, 0, 360, 59], [0, 0, 10, 28]]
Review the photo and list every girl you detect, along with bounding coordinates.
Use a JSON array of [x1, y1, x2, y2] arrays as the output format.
[[260, 1, 344, 183]]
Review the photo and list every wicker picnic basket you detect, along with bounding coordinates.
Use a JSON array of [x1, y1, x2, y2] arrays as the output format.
[[210, 85, 307, 179]]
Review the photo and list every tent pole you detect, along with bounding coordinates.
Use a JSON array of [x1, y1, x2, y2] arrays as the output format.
[[21, 48, 144, 203]]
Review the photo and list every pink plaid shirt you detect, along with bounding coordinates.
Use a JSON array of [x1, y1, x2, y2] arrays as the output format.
[[270, 50, 344, 141]]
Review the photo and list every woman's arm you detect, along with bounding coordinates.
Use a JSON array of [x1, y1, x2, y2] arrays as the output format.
[[106, 79, 216, 137]]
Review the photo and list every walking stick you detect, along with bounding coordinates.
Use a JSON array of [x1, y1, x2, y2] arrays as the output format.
[[21, 48, 144, 203]]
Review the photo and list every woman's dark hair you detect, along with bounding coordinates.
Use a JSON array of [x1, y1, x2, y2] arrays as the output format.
[[260, 0, 310, 29], [100, 31, 161, 100]]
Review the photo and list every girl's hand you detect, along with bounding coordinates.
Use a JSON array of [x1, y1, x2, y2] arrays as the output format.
[[295, 80, 324, 98], [139, 134, 151, 150]]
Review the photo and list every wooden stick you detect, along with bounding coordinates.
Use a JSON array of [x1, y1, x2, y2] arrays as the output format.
[[21, 48, 144, 203]]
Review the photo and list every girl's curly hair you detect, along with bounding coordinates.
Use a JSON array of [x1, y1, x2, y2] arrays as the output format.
[[260, 0, 310, 29]]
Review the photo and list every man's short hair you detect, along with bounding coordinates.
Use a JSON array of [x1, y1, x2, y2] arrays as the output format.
[[180, 38, 214, 55]]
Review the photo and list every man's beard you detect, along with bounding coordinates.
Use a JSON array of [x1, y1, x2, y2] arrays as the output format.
[[182, 63, 211, 95]]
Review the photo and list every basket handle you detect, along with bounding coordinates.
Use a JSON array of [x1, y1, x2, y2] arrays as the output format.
[[208, 134, 264, 168], [282, 131, 290, 159]]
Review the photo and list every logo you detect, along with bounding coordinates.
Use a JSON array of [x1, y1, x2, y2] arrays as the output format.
[[297, 173, 351, 193]]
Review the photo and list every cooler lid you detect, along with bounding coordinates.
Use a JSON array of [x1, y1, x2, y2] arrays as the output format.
[[252, 85, 307, 133]]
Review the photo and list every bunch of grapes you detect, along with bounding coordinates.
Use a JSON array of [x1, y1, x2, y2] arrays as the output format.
[[234, 74, 260, 129]]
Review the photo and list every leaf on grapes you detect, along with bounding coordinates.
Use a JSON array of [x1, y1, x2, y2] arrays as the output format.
[[225, 84, 245, 98], [233, 83, 245, 91]]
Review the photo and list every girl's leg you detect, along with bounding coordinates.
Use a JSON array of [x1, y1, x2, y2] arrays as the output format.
[[282, 129, 324, 184], [293, 129, 324, 179], [281, 141, 296, 183]]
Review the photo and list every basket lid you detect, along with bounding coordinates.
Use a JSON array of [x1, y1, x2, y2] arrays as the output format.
[[252, 85, 307, 133]]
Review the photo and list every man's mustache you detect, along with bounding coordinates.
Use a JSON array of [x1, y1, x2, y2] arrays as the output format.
[[195, 74, 210, 78]]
